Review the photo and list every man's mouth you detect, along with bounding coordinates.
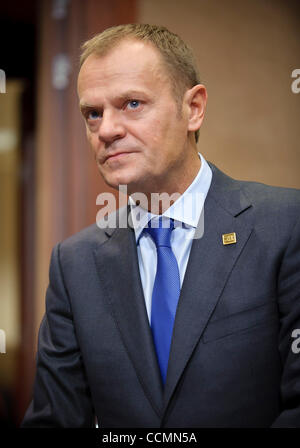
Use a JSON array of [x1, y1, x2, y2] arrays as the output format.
[[105, 151, 135, 162]]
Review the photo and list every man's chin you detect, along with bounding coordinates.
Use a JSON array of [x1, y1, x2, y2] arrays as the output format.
[[99, 173, 132, 192], [98, 167, 135, 187], [98, 166, 151, 194]]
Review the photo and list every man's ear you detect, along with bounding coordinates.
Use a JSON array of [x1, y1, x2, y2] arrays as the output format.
[[184, 84, 207, 133]]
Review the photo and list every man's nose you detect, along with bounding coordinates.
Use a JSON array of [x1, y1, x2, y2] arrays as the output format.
[[98, 110, 125, 144]]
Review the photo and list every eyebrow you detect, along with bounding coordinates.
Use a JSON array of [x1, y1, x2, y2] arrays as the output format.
[[117, 89, 148, 100], [79, 89, 149, 111], [79, 103, 97, 112]]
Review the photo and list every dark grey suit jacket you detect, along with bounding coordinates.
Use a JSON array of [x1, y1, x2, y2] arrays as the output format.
[[22, 163, 300, 427]]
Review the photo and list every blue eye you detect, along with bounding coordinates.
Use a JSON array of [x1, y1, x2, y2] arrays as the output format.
[[127, 100, 140, 109], [88, 110, 100, 120]]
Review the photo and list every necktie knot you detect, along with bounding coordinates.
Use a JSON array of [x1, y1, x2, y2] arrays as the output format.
[[144, 217, 174, 248]]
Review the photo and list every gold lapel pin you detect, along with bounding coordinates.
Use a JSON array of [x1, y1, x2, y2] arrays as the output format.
[[222, 232, 237, 245]]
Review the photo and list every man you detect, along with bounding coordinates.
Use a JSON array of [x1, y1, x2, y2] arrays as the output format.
[[22, 24, 300, 427]]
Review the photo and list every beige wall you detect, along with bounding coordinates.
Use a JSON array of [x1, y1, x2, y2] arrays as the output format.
[[138, 0, 300, 187]]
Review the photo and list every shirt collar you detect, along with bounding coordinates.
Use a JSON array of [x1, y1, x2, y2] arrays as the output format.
[[129, 152, 212, 242]]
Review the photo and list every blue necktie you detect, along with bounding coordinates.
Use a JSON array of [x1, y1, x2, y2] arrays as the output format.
[[144, 218, 181, 384]]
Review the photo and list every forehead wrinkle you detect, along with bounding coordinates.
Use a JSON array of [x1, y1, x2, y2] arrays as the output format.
[[81, 64, 168, 90]]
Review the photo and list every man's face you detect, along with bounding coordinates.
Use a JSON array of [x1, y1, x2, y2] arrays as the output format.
[[77, 39, 194, 195]]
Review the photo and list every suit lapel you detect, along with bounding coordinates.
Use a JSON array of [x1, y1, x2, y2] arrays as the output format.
[[163, 164, 254, 414], [93, 207, 164, 417]]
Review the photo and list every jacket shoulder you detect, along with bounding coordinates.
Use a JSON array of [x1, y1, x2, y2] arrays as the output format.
[[241, 179, 300, 209], [209, 162, 300, 212], [58, 205, 129, 253]]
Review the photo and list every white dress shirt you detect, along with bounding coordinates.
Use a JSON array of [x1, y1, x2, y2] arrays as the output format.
[[129, 153, 212, 322]]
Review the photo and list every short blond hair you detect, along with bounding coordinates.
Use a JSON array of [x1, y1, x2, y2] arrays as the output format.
[[80, 24, 201, 142]]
